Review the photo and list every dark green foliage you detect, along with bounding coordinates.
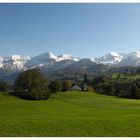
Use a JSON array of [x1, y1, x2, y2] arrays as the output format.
[[30, 88, 50, 100], [131, 79, 140, 99], [92, 76, 106, 85], [62, 80, 72, 91], [116, 74, 121, 80], [49, 80, 62, 93], [136, 68, 140, 74], [84, 73, 87, 82], [0, 82, 10, 92], [92, 74, 140, 99], [15, 69, 47, 91], [130, 83, 138, 98], [14, 69, 50, 100], [103, 84, 115, 96], [117, 90, 131, 98], [95, 83, 115, 96]]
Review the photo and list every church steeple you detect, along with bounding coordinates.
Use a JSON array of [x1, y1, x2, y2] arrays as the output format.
[[84, 73, 87, 83], [82, 73, 88, 91]]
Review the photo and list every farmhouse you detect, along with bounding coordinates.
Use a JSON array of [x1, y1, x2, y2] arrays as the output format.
[[71, 85, 81, 91], [71, 74, 88, 91]]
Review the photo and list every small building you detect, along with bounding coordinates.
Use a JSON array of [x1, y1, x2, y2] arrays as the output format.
[[71, 85, 81, 91], [83, 83, 88, 91]]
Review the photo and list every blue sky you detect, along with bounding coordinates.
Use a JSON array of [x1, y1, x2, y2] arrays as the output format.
[[0, 3, 140, 58]]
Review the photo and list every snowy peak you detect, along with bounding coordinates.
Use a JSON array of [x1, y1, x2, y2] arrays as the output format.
[[10, 55, 31, 61], [109, 52, 120, 57], [25, 52, 80, 68], [25, 52, 58, 68], [32, 52, 58, 61], [91, 58, 97, 63], [32, 52, 79, 62], [2, 50, 140, 71], [115, 51, 140, 67], [57, 54, 80, 61], [2, 55, 31, 70], [95, 52, 123, 65], [107, 52, 123, 62], [43, 52, 58, 60], [127, 51, 140, 58], [0, 57, 3, 68]]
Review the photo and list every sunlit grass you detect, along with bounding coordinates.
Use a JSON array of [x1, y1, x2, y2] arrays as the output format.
[[0, 91, 140, 136]]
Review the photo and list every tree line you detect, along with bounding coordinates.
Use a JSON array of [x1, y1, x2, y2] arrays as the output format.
[[91, 74, 140, 99], [1, 68, 140, 100], [11, 69, 77, 100]]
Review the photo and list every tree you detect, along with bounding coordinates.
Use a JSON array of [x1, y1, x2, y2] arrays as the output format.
[[136, 68, 140, 74], [131, 83, 138, 98], [49, 80, 62, 93], [62, 80, 72, 91], [84, 73, 87, 83], [87, 86, 94, 92], [117, 74, 121, 80], [95, 83, 115, 96], [0, 82, 10, 92], [92, 76, 105, 86], [14, 69, 50, 100], [131, 81, 140, 99]]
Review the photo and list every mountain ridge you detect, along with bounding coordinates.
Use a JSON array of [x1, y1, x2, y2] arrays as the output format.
[[1, 51, 140, 83], [0, 51, 140, 71]]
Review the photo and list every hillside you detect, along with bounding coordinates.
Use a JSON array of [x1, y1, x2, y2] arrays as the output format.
[[1, 91, 140, 136], [1, 51, 140, 82]]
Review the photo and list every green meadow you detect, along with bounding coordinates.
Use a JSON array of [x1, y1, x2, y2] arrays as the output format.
[[1, 91, 140, 136]]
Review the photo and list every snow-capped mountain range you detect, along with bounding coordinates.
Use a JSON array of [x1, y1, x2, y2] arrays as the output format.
[[0, 52, 80, 70], [94, 52, 125, 65], [1, 51, 140, 71], [0, 55, 31, 70]]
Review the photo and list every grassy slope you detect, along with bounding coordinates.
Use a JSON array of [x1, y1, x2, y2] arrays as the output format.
[[111, 73, 140, 80], [1, 92, 140, 136]]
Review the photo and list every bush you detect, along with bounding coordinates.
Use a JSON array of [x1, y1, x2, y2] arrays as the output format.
[[30, 88, 50, 100], [14, 69, 50, 100], [62, 80, 72, 91], [131, 83, 140, 99], [49, 80, 62, 93], [0, 82, 10, 92], [95, 83, 115, 96], [87, 86, 94, 92], [117, 89, 131, 98]]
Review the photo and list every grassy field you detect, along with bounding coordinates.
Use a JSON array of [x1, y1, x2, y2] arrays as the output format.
[[1, 91, 140, 136], [111, 73, 140, 80]]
